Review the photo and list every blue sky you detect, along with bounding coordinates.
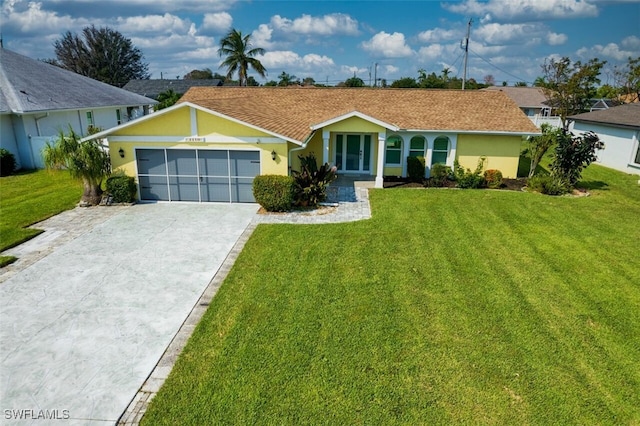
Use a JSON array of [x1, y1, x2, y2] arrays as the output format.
[[2, 0, 639, 86]]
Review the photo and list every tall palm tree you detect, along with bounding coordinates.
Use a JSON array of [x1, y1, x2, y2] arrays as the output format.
[[218, 29, 266, 86]]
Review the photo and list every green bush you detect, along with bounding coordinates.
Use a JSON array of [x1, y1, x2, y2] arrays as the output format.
[[0, 148, 17, 176], [291, 153, 337, 207], [484, 169, 503, 189], [551, 130, 604, 187], [407, 156, 426, 182], [253, 175, 295, 212], [429, 163, 452, 187], [454, 159, 486, 189], [527, 175, 570, 195], [106, 174, 137, 203]]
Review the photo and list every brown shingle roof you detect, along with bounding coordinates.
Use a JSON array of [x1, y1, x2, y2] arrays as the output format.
[[482, 86, 550, 109], [179, 87, 539, 142], [569, 102, 640, 129]]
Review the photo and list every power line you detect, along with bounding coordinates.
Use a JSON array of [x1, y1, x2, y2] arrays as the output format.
[[468, 48, 530, 85]]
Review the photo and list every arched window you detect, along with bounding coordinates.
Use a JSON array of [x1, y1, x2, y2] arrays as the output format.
[[431, 136, 450, 165], [409, 136, 426, 157], [385, 135, 403, 165]]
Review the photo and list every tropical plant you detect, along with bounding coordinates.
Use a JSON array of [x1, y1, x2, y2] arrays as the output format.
[[550, 130, 604, 187], [291, 153, 337, 207], [42, 128, 111, 206], [50, 25, 150, 87], [453, 158, 486, 189], [156, 89, 182, 110], [0, 148, 17, 176], [218, 29, 267, 86], [429, 163, 452, 187], [483, 169, 503, 189], [526, 123, 562, 177], [527, 174, 569, 195]]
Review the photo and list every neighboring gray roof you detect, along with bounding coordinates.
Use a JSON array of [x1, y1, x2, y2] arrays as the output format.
[[0, 47, 156, 114], [482, 86, 550, 109], [569, 103, 640, 129], [123, 79, 223, 99]]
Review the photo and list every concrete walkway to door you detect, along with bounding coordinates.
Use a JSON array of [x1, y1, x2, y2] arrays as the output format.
[[0, 203, 258, 425]]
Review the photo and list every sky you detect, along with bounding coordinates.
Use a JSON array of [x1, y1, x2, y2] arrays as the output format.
[[2, 0, 639, 86]]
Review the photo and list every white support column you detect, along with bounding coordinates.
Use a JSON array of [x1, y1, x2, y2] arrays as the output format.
[[448, 135, 457, 169], [322, 130, 330, 165], [190, 107, 198, 136], [376, 132, 386, 188]]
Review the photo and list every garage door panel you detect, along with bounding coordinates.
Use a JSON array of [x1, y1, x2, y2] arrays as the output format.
[[231, 178, 255, 203], [169, 176, 200, 202], [230, 151, 260, 176], [136, 149, 166, 175], [167, 150, 197, 176], [198, 151, 229, 176], [139, 175, 169, 201], [200, 177, 231, 202]]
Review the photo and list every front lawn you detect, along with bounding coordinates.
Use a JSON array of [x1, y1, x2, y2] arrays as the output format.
[[143, 165, 640, 424], [0, 170, 82, 264]]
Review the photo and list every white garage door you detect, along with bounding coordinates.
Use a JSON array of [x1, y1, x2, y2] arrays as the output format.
[[136, 149, 260, 202]]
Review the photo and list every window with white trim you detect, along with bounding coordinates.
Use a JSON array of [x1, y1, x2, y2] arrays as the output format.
[[431, 136, 450, 165], [116, 109, 122, 125], [385, 135, 403, 165], [409, 136, 426, 158], [86, 111, 94, 126], [635, 144, 640, 165]]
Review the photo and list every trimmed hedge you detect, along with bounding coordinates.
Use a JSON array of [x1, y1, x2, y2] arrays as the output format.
[[106, 174, 137, 203], [253, 175, 295, 212], [0, 148, 17, 176], [407, 156, 426, 182]]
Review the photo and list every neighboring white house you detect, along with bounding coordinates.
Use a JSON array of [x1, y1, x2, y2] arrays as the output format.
[[0, 47, 156, 169], [482, 86, 562, 128], [569, 103, 640, 175]]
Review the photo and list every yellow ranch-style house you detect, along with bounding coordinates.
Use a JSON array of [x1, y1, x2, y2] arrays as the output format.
[[85, 87, 540, 203]]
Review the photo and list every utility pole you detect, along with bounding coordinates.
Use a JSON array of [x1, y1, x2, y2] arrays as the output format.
[[374, 63, 378, 87], [461, 18, 472, 90]]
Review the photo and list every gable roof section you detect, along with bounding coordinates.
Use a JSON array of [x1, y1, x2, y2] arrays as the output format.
[[482, 86, 550, 109], [123, 79, 223, 99], [0, 48, 156, 114], [569, 102, 640, 130], [179, 87, 539, 142]]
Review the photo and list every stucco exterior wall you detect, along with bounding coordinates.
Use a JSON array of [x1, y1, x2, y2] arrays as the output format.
[[456, 134, 522, 178], [572, 122, 640, 175]]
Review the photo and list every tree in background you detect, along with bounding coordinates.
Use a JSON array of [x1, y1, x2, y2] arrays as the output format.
[[342, 76, 365, 87], [390, 77, 418, 88], [483, 74, 496, 86], [51, 25, 149, 87], [183, 68, 214, 79], [515, 81, 528, 87], [277, 71, 299, 86], [218, 29, 266, 86], [156, 89, 181, 110], [525, 123, 563, 177], [540, 57, 606, 129], [43, 128, 111, 206], [613, 56, 640, 102]]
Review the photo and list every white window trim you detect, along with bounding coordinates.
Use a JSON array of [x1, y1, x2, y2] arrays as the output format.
[[385, 135, 403, 167]]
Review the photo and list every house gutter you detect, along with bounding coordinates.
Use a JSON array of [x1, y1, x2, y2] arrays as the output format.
[[288, 131, 316, 175], [34, 112, 49, 137]]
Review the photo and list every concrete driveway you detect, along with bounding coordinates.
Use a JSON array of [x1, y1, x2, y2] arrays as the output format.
[[0, 203, 258, 425]]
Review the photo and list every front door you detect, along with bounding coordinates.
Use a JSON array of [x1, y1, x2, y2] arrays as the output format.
[[335, 134, 372, 173]]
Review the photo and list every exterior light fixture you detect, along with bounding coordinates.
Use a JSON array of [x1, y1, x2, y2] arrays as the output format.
[[271, 150, 277, 161], [118, 148, 125, 158]]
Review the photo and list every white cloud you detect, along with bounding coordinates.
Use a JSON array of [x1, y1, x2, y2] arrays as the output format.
[[621, 35, 640, 50], [202, 12, 232, 33], [361, 31, 414, 58], [116, 13, 191, 34], [251, 24, 278, 49], [385, 65, 399, 74], [270, 13, 359, 36], [1, 0, 91, 34], [474, 22, 567, 46], [417, 28, 461, 43], [258, 51, 334, 71], [577, 42, 638, 61], [547, 32, 568, 45], [444, 0, 599, 20], [418, 44, 444, 61]]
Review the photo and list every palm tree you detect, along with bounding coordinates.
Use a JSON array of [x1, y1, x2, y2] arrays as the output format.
[[218, 29, 266, 86], [43, 127, 111, 206]]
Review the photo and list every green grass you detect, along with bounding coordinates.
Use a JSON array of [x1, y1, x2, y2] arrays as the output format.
[[143, 164, 640, 425], [0, 170, 83, 262]]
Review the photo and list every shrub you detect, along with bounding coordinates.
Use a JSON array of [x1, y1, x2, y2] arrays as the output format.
[[484, 169, 503, 189], [0, 148, 17, 176], [106, 174, 137, 203], [550, 130, 604, 186], [453, 159, 486, 189], [527, 175, 570, 195], [429, 163, 452, 187], [407, 156, 426, 182], [291, 153, 337, 207], [253, 175, 295, 212]]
